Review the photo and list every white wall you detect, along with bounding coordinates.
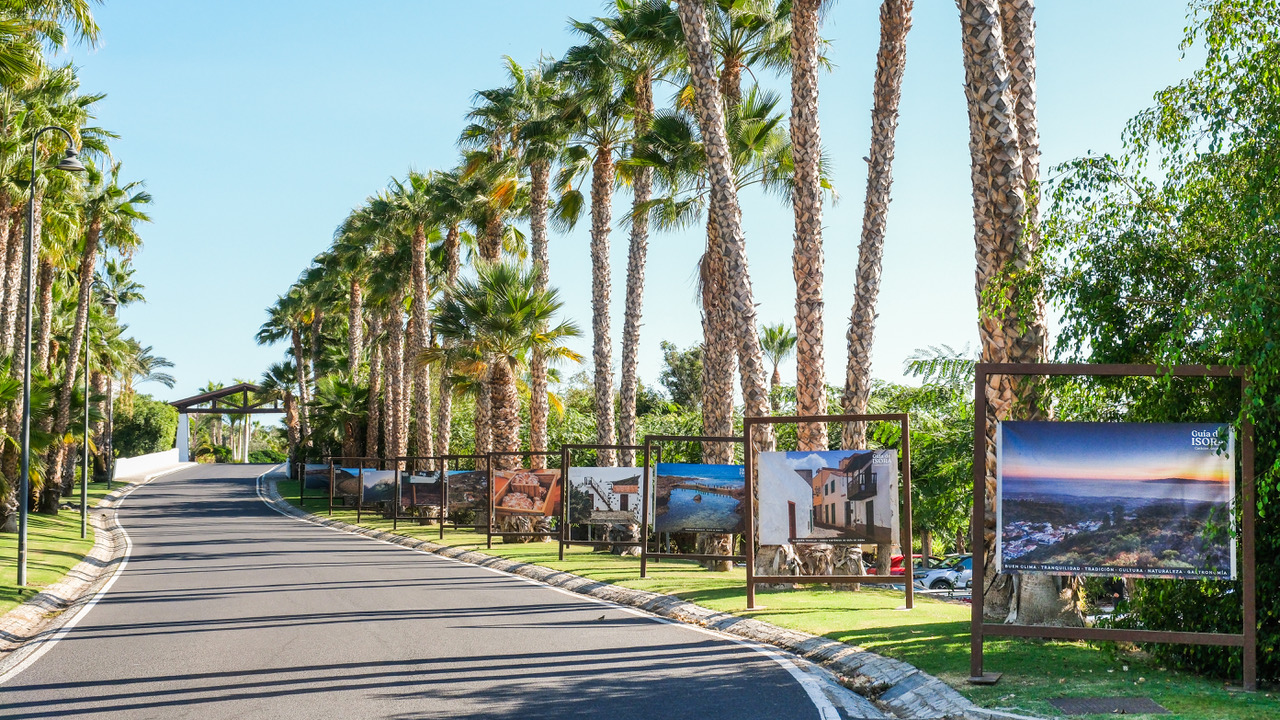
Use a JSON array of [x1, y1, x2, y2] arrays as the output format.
[[113, 448, 185, 479]]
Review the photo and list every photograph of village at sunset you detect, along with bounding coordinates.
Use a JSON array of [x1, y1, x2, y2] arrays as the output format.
[[998, 422, 1236, 579]]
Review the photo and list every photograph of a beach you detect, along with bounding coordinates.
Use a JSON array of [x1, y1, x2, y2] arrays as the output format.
[[998, 421, 1235, 579]]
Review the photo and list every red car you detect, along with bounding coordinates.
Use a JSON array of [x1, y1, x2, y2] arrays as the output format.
[[887, 554, 945, 576]]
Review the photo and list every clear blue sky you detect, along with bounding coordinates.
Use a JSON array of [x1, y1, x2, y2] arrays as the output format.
[[58, 1, 1203, 402]]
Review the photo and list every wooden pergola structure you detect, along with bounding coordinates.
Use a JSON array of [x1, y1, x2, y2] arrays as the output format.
[[170, 383, 284, 462]]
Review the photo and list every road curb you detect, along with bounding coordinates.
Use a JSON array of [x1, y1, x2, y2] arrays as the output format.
[[0, 464, 190, 669], [263, 475, 1035, 720]]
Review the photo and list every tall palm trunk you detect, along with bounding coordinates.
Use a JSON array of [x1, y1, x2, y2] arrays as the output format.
[[1, 209, 22, 356], [0, 199, 10, 362], [410, 229, 433, 458], [49, 218, 105, 498], [348, 277, 363, 379], [790, 0, 828, 451], [844, 0, 913, 451], [33, 257, 53, 374], [618, 74, 655, 468], [387, 302, 407, 457], [589, 145, 617, 465], [291, 329, 312, 450], [435, 225, 461, 459], [366, 315, 383, 458], [481, 212, 502, 262], [489, 361, 519, 465], [528, 159, 551, 469], [700, 219, 735, 464], [677, 0, 774, 451], [283, 392, 300, 467], [401, 313, 413, 455], [958, 0, 1076, 626]]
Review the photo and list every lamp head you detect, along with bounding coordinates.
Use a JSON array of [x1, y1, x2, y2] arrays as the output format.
[[101, 292, 117, 311], [56, 148, 85, 172]]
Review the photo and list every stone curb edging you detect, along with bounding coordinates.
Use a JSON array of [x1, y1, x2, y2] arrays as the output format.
[[0, 464, 192, 660], [264, 476, 1040, 720]]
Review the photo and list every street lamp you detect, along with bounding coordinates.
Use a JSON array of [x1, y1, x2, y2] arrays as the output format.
[[81, 282, 116, 539], [17, 127, 84, 586]]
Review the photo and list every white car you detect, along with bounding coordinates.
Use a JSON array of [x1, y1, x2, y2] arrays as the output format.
[[913, 554, 973, 590]]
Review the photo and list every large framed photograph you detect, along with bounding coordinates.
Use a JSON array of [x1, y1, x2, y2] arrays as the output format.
[[446, 469, 488, 525], [359, 469, 397, 504], [566, 467, 644, 525], [492, 468, 562, 523], [400, 470, 442, 508], [653, 463, 745, 534], [997, 421, 1236, 579], [757, 449, 899, 546], [332, 467, 362, 497]]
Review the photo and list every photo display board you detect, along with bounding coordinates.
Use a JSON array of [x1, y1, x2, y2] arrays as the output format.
[[302, 464, 330, 490], [566, 467, 644, 525], [333, 467, 362, 497], [653, 463, 745, 534], [997, 421, 1236, 579], [493, 468, 562, 523], [359, 469, 398, 504], [757, 449, 899, 546], [401, 470, 442, 508], [446, 469, 489, 524]]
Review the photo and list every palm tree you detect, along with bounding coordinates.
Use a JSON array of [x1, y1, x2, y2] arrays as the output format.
[[552, 43, 634, 466], [843, 0, 912, 453], [759, 322, 796, 403], [310, 372, 368, 460], [427, 262, 581, 466], [0, 0, 100, 92], [958, 0, 1076, 626], [571, 1, 682, 467], [257, 291, 314, 451], [389, 171, 439, 458], [788, 0, 830, 452], [49, 162, 150, 490]]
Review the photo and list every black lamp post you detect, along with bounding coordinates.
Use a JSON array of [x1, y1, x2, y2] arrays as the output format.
[[17, 127, 84, 586], [81, 282, 115, 539]]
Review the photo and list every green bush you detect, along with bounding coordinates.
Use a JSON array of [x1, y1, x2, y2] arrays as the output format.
[[112, 394, 178, 458], [248, 449, 287, 463]]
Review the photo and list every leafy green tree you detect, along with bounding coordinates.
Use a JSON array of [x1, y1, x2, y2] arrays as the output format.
[[1040, 0, 1280, 680], [658, 340, 701, 410], [112, 394, 177, 459]]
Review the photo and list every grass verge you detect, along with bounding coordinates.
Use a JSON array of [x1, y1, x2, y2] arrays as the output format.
[[281, 480, 1276, 719], [0, 481, 117, 615]]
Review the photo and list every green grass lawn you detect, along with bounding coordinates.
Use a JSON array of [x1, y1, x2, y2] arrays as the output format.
[[0, 481, 117, 616], [281, 480, 1277, 719]]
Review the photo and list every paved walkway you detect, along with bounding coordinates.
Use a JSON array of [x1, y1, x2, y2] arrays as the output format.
[[0, 465, 855, 719]]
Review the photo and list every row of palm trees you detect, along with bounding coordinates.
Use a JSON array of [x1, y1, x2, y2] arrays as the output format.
[[0, 1, 174, 529], [263, 0, 1062, 619]]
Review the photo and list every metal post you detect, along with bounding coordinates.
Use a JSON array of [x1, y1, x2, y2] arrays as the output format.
[[1241, 374, 1257, 691], [744, 421, 755, 609], [969, 364, 990, 683], [901, 415, 914, 610], [17, 126, 78, 587], [640, 441, 651, 578], [80, 311, 90, 539]]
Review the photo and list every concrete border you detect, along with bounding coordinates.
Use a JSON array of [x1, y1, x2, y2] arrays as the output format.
[[262, 473, 1042, 720], [0, 463, 192, 677]]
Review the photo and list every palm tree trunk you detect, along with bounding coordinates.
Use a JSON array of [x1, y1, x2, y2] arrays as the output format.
[[700, 219, 735, 464], [2, 206, 26, 358], [529, 159, 551, 468], [958, 0, 1074, 626], [489, 361, 519, 463], [410, 229, 433, 459], [33, 256, 53, 374], [48, 219, 104, 501], [387, 302, 407, 457], [401, 313, 413, 456], [435, 380, 453, 459], [291, 329, 312, 450], [844, 0, 913, 451], [481, 212, 502, 262], [444, 223, 461, 284], [284, 393, 300, 464], [619, 75, 655, 468], [678, 0, 774, 453], [0, 199, 10, 360], [790, 0, 828, 452], [366, 315, 383, 458], [589, 146, 618, 465], [348, 277, 363, 379]]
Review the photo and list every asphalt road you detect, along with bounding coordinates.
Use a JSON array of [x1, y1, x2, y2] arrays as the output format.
[[0, 465, 843, 719]]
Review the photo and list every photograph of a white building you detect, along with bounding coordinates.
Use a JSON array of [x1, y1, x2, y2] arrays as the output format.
[[568, 467, 645, 523], [758, 450, 899, 546]]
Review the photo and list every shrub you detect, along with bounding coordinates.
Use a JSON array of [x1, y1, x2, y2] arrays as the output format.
[[112, 394, 178, 458]]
